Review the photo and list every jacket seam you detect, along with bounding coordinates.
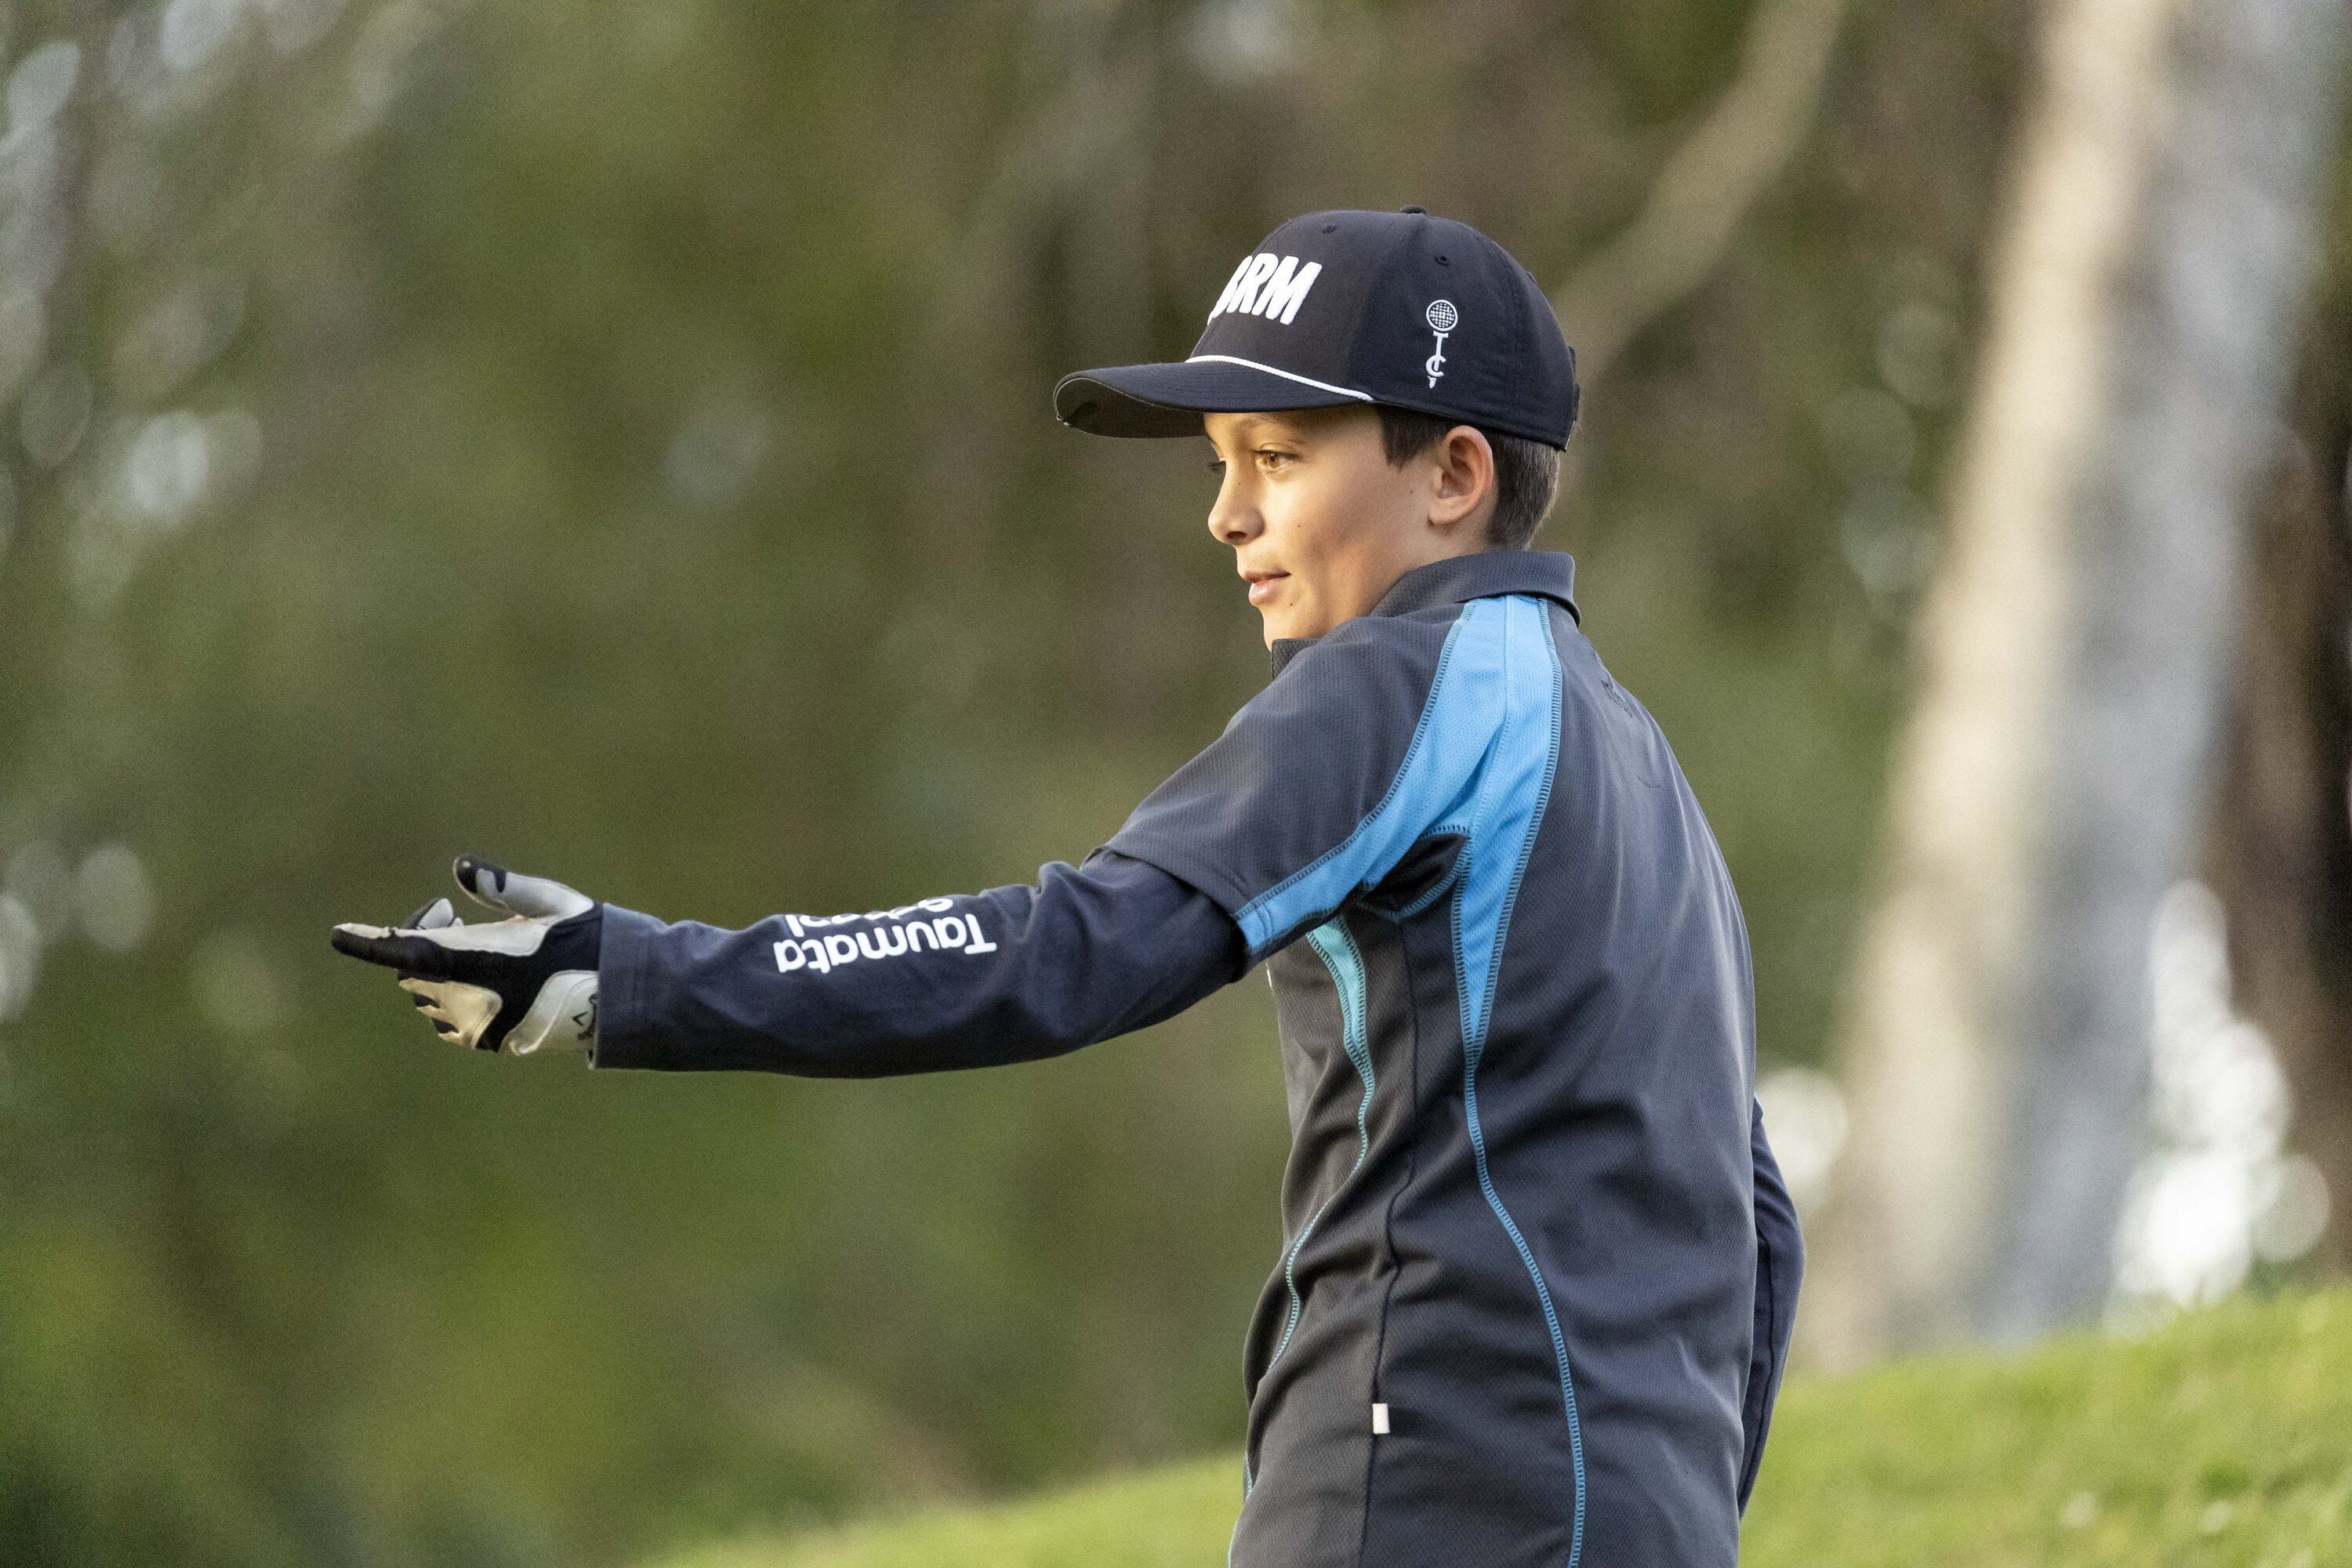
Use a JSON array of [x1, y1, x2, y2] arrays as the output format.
[[1354, 916, 1421, 1568], [1266, 917, 1377, 1370], [1452, 598, 1587, 1566]]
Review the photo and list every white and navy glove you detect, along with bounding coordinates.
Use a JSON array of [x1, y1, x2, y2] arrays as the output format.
[[331, 855, 601, 1054]]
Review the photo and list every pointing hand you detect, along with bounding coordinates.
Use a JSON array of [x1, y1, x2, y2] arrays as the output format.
[[331, 856, 602, 1054]]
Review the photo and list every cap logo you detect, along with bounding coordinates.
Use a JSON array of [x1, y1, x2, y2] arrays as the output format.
[[1208, 253, 1325, 326], [1424, 299, 1457, 387]]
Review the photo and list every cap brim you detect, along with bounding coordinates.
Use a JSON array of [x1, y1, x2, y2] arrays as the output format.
[[1053, 358, 1369, 438]]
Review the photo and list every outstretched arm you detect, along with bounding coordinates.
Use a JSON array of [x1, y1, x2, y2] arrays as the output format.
[[334, 851, 1247, 1074], [1738, 1094, 1805, 1512], [590, 849, 1245, 1075]]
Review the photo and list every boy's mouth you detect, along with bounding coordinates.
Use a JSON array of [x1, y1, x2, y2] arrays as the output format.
[[1243, 568, 1288, 608]]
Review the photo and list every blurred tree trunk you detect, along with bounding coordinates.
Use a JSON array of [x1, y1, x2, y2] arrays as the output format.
[[2212, 277, 2352, 1274], [1803, 0, 2347, 1363]]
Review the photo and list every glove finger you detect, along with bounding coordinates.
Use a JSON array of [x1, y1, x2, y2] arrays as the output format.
[[453, 855, 593, 920], [398, 974, 503, 1051], [402, 896, 459, 931], [405, 993, 457, 1035], [399, 980, 461, 1040], [331, 924, 458, 978]]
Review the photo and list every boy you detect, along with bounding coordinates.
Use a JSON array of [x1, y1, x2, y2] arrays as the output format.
[[333, 208, 1803, 1567]]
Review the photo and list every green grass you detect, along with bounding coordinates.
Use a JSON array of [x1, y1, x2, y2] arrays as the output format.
[[648, 1287, 2352, 1568]]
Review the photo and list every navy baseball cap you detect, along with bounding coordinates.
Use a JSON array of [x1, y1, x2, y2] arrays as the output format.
[[1054, 208, 1578, 448]]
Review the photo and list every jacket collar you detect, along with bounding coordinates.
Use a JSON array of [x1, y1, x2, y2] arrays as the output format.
[[1370, 549, 1579, 619], [1269, 550, 1580, 676]]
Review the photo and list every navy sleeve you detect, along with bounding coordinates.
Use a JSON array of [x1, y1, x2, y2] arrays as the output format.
[[1106, 612, 1462, 959], [1738, 1095, 1804, 1512], [589, 850, 1246, 1076]]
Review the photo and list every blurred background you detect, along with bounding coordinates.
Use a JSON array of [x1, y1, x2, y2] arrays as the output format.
[[0, 0, 2347, 1563]]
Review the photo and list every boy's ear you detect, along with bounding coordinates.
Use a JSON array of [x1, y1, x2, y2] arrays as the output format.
[[1428, 425, 1497, 534]]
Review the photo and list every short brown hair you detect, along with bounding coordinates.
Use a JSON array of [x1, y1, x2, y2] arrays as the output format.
[[1375, 406, 1561, 550]]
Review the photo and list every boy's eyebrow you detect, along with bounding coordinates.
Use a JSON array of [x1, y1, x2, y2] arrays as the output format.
[[1226, 415, 1312, 445], [1204, 416, 1267, 454], [1205, 411, 1327, 458]]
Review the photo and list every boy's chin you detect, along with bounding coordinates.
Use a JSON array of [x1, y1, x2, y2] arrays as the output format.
[[1259, 605, 1331, 645]]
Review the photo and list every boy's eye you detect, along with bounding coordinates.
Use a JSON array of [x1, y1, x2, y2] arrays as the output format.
[[1203, 448, 1295, 477]]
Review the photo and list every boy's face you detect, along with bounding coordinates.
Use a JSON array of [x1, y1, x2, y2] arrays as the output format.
[[1203, 407, 1494, 647]]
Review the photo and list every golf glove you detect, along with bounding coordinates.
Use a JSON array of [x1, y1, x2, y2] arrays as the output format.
[[332, 855, 601, 1054]]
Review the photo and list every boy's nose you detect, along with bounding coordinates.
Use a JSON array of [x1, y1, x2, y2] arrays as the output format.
[[1207, 484, 1261, 546]]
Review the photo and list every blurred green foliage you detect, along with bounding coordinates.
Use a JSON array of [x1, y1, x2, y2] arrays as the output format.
[[652, 1287, 2352, 1568], [0, 0, 2043, 1562]]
